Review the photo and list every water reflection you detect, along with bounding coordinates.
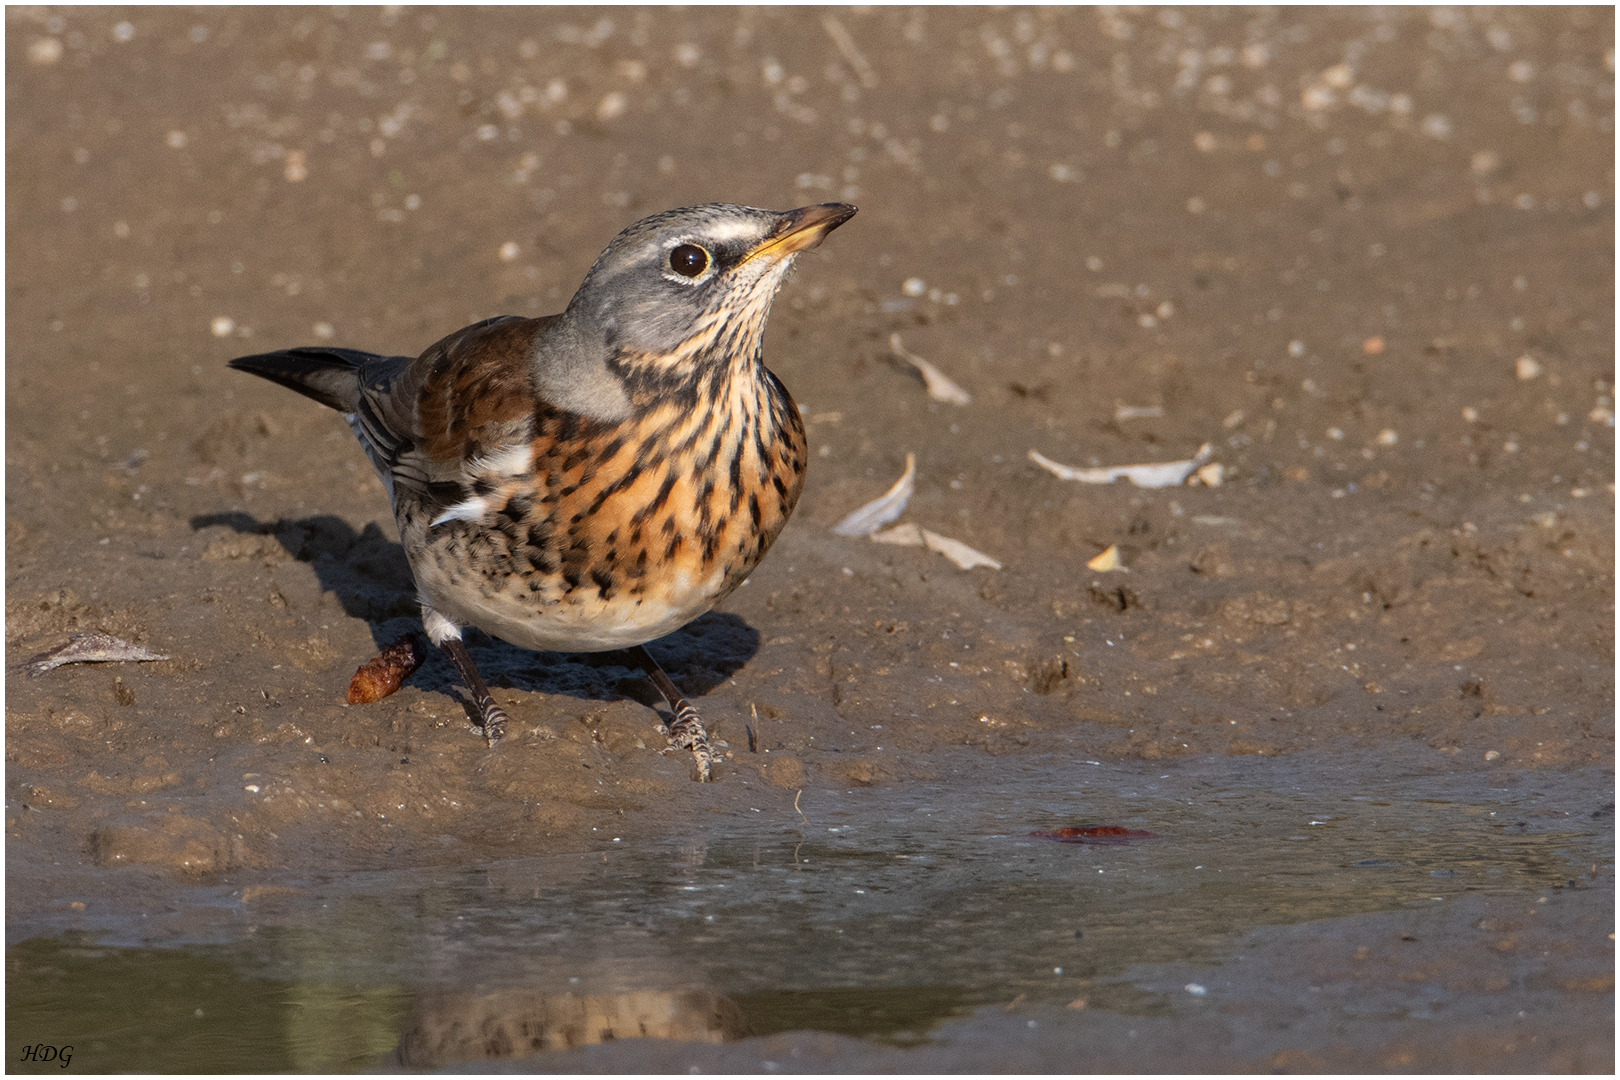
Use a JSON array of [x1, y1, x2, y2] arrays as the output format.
[[7, 757, 1609, 1071], [392, 987, 745, 1067], [5, 936, 407, 1073]]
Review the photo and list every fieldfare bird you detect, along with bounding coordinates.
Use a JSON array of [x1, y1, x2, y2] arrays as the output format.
[[229, 201, 857, 780]]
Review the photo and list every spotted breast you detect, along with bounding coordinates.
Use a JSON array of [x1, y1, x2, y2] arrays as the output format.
[[397, 314, 807, 653]]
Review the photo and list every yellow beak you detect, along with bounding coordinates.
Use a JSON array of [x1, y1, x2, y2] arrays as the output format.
[[744, 203, 858, 264]]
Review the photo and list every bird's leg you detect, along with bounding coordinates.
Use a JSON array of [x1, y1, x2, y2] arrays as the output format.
[[440, 638, 508, 746], [632, 645, 713, 782], [423, 607, 507, 746]]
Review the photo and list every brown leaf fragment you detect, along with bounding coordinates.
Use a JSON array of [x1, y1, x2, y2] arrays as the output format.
[[346, 634, 424, 705]]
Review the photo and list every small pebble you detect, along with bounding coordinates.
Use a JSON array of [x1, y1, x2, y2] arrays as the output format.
[[1086, 545, 1122, 572], [28, 37, 63, 65], [1321, 63, 1355, 89]]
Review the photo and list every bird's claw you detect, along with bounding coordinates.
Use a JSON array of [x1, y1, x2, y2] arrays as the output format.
[[478, 698, 509, 747], [663, 705, 713, 782]]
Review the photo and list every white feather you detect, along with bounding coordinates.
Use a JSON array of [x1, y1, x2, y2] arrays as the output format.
[[1027, 444, 1213, 488], [474, 442, 533, 476], [431, 497, 489, 527], [831, 453, 916, 536], [890, 333, 972, 405], [420, 606, 463, 645], [868, 522, 1002, 571], [428, 444, 530, 526]]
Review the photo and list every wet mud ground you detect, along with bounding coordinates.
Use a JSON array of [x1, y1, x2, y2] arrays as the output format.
[[5, 6, 1614, 1072]]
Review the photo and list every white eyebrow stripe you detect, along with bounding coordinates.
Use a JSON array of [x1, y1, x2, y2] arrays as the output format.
[[673, 219, 761, 245]]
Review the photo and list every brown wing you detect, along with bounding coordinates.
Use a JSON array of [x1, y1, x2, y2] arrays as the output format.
[[362, 316, 551, 513], [413, 316, 552, 462]]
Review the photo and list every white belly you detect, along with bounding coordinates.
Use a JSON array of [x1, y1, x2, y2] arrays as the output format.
[[419, 564, 730, 653]]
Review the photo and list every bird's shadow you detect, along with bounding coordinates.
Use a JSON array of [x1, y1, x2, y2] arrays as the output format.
[[189, 512, 762, 710]]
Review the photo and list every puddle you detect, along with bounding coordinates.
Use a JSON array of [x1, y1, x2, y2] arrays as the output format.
[[7, 754, 1610, 1071]]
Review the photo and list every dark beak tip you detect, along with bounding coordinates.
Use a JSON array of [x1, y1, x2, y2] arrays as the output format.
[[765, 202, 856, 254], [788, 202, 858, 229]]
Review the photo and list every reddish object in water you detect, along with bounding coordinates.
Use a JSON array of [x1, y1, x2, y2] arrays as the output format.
[[1031, 826, 1158, 845]]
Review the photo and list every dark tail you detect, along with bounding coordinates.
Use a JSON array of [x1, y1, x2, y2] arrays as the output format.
[[227, 347, 383, 413]]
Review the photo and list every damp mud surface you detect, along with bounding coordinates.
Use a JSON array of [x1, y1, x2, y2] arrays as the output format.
[[6, 7, 1614, 1072]]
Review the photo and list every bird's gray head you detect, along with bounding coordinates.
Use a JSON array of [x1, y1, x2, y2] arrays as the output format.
[[565, 202, 856, 372]]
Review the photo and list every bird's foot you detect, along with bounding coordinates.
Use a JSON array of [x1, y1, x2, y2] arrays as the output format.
[[634, 645, 713, 782], [440, 636, 507, 747], [475, 696, 509, 747], [662, 701, 713, 783]]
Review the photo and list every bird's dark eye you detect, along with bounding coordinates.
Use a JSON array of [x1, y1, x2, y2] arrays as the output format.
[[669, 244, 710, 277]]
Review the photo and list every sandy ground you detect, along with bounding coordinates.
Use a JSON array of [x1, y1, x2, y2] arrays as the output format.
[[6, 6, 1614, 1072]]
